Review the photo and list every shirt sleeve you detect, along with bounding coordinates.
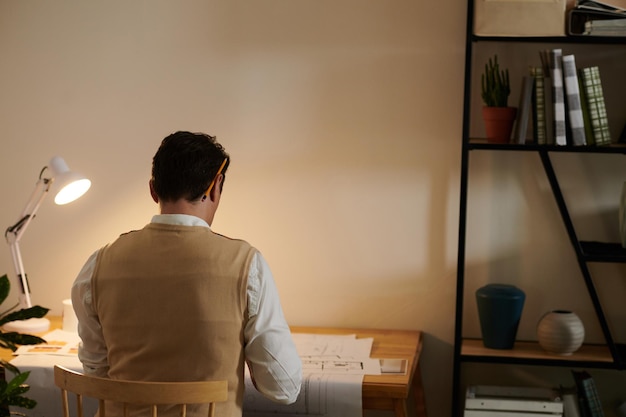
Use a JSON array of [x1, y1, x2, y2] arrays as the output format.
[[71, 249, 110, 378], [244, 252, 302, 404]]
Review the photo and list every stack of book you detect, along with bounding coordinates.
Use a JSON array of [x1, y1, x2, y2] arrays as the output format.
[[514, 48, 611, 146], [572, 371, 606, 417], [464, 385, 564, 417], [584, 18, 626, 35], [568, 0, 626, 36]]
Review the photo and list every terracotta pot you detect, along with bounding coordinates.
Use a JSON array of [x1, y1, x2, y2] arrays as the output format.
[[482, 107, 517, 143]]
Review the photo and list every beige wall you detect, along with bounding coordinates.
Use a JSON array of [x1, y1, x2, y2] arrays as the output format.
[[6, 2, 625, 417], [0, 2, 465, 417]]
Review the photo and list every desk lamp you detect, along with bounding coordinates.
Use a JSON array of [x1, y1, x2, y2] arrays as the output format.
[[4, 156, 91, 333]]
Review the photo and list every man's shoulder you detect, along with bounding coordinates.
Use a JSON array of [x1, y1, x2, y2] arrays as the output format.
[[109, 225, 258, 255], [210, 231, 255, 250], [118, 229, 141, 238]]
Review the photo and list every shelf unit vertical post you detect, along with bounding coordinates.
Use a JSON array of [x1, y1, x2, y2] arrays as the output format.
[[451, 0, 477, 415]]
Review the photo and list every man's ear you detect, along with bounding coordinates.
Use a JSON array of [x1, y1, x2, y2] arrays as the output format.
[[149, 180, 159, 203], [209, 174, 224, 202]]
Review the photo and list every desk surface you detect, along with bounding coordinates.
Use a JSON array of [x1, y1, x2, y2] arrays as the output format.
[[290, 326, 422, 400], [3, 317, 423, 416]]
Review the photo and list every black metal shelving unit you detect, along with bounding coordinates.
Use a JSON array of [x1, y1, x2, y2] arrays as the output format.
[[452, 2, 626, 416]]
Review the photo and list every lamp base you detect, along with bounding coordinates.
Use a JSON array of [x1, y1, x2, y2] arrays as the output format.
[[2, 317, 50, 334]]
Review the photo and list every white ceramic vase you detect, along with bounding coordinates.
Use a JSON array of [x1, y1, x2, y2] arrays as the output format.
[[537, 310, 585, 355]]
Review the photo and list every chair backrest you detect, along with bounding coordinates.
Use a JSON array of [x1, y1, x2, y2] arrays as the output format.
[[53, 365, 228, 417]]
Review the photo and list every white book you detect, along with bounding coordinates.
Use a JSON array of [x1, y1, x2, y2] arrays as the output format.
[[585, 26, 626, 35], [562, 54, 587, 145], [585, 18, 626, 29], [562, 392, 581, 417], [466, 386, 564, 414], [464, 411, 562, 417], [577, 0, 626, 12], [465, 397, 564, 413], [550, 49, 567, 146]]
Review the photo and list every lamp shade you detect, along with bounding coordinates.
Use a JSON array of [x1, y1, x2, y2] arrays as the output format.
[[48, 156, 91, 205]]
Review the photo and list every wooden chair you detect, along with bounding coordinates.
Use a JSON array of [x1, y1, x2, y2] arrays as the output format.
[[53, 365, 228, 417]]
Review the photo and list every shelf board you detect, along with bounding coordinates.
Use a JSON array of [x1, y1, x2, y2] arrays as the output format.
[[471, 35, 626, 44], [466, 139, 626, 154], [461, 339, 619, 368], [580, 241, 626, 262]]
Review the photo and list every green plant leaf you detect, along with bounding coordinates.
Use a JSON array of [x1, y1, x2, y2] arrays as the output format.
[[481, 54, 511, 107], [6, 396, 36, 409], [0, 306, 49, 327], [0, 333, 46, 348], [0, 361, 19, 376], [5, 372, 30, 395], [0, 274, 46, 413], [0, 369, 38, 412], [0, 340, 17, 352], [7, 385, 30, 397]]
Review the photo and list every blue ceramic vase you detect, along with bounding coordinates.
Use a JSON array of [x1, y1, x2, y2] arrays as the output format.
[[475, 284, 526, 349]]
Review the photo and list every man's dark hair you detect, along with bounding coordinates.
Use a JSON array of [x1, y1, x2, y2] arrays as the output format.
[[151, 131, 230, 202]]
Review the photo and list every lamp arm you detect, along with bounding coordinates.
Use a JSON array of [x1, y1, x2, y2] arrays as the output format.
[[4, 177, 52, 309], [8, 240, 31, 309]]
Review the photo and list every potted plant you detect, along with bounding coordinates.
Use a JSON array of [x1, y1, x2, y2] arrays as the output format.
[[481, 54, 517, 143], [0, 274, 49, 416]]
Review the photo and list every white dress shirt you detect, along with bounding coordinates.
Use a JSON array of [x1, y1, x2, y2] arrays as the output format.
[[71, 214, 302, 404]]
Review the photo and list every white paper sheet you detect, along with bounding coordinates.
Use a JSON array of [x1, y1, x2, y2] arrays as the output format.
[[292, 333, 381, 375], [14, 329, 80, 356]]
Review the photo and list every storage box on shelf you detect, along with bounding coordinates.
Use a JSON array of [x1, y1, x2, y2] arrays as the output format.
[[474, 0, 568, 37]]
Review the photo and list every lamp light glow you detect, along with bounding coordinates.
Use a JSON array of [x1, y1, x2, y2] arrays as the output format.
[[54, 177, 91, 205], [4, 156, 90, 333]]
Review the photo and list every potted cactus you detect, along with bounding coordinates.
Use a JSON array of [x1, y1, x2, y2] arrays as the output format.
[[481, 55, 517, 143]]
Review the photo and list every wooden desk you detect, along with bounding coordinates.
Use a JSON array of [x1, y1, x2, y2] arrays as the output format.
[[291, 326, 426, 417], [0, 315, 64, 362], [4, 318, 426, 417]]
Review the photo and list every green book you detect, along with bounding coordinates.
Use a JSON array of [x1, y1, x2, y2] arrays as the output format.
[[591, 66, 611, 145], [530, 66, 547, 144], [580, 66, 611, 146], [578, 70, 595, 145]]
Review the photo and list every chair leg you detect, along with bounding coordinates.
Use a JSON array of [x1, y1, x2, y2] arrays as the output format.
[[60, 390, 69, 417], [77, 394, 84, 417]]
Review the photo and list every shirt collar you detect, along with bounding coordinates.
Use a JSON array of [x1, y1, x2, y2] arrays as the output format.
[[151, 214, 210, 228]]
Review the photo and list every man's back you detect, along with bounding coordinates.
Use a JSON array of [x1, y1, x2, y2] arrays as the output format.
[[93, 222, 255, 416]]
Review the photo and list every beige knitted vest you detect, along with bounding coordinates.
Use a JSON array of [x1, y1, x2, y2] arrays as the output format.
[[92, 223, 255, 417]]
